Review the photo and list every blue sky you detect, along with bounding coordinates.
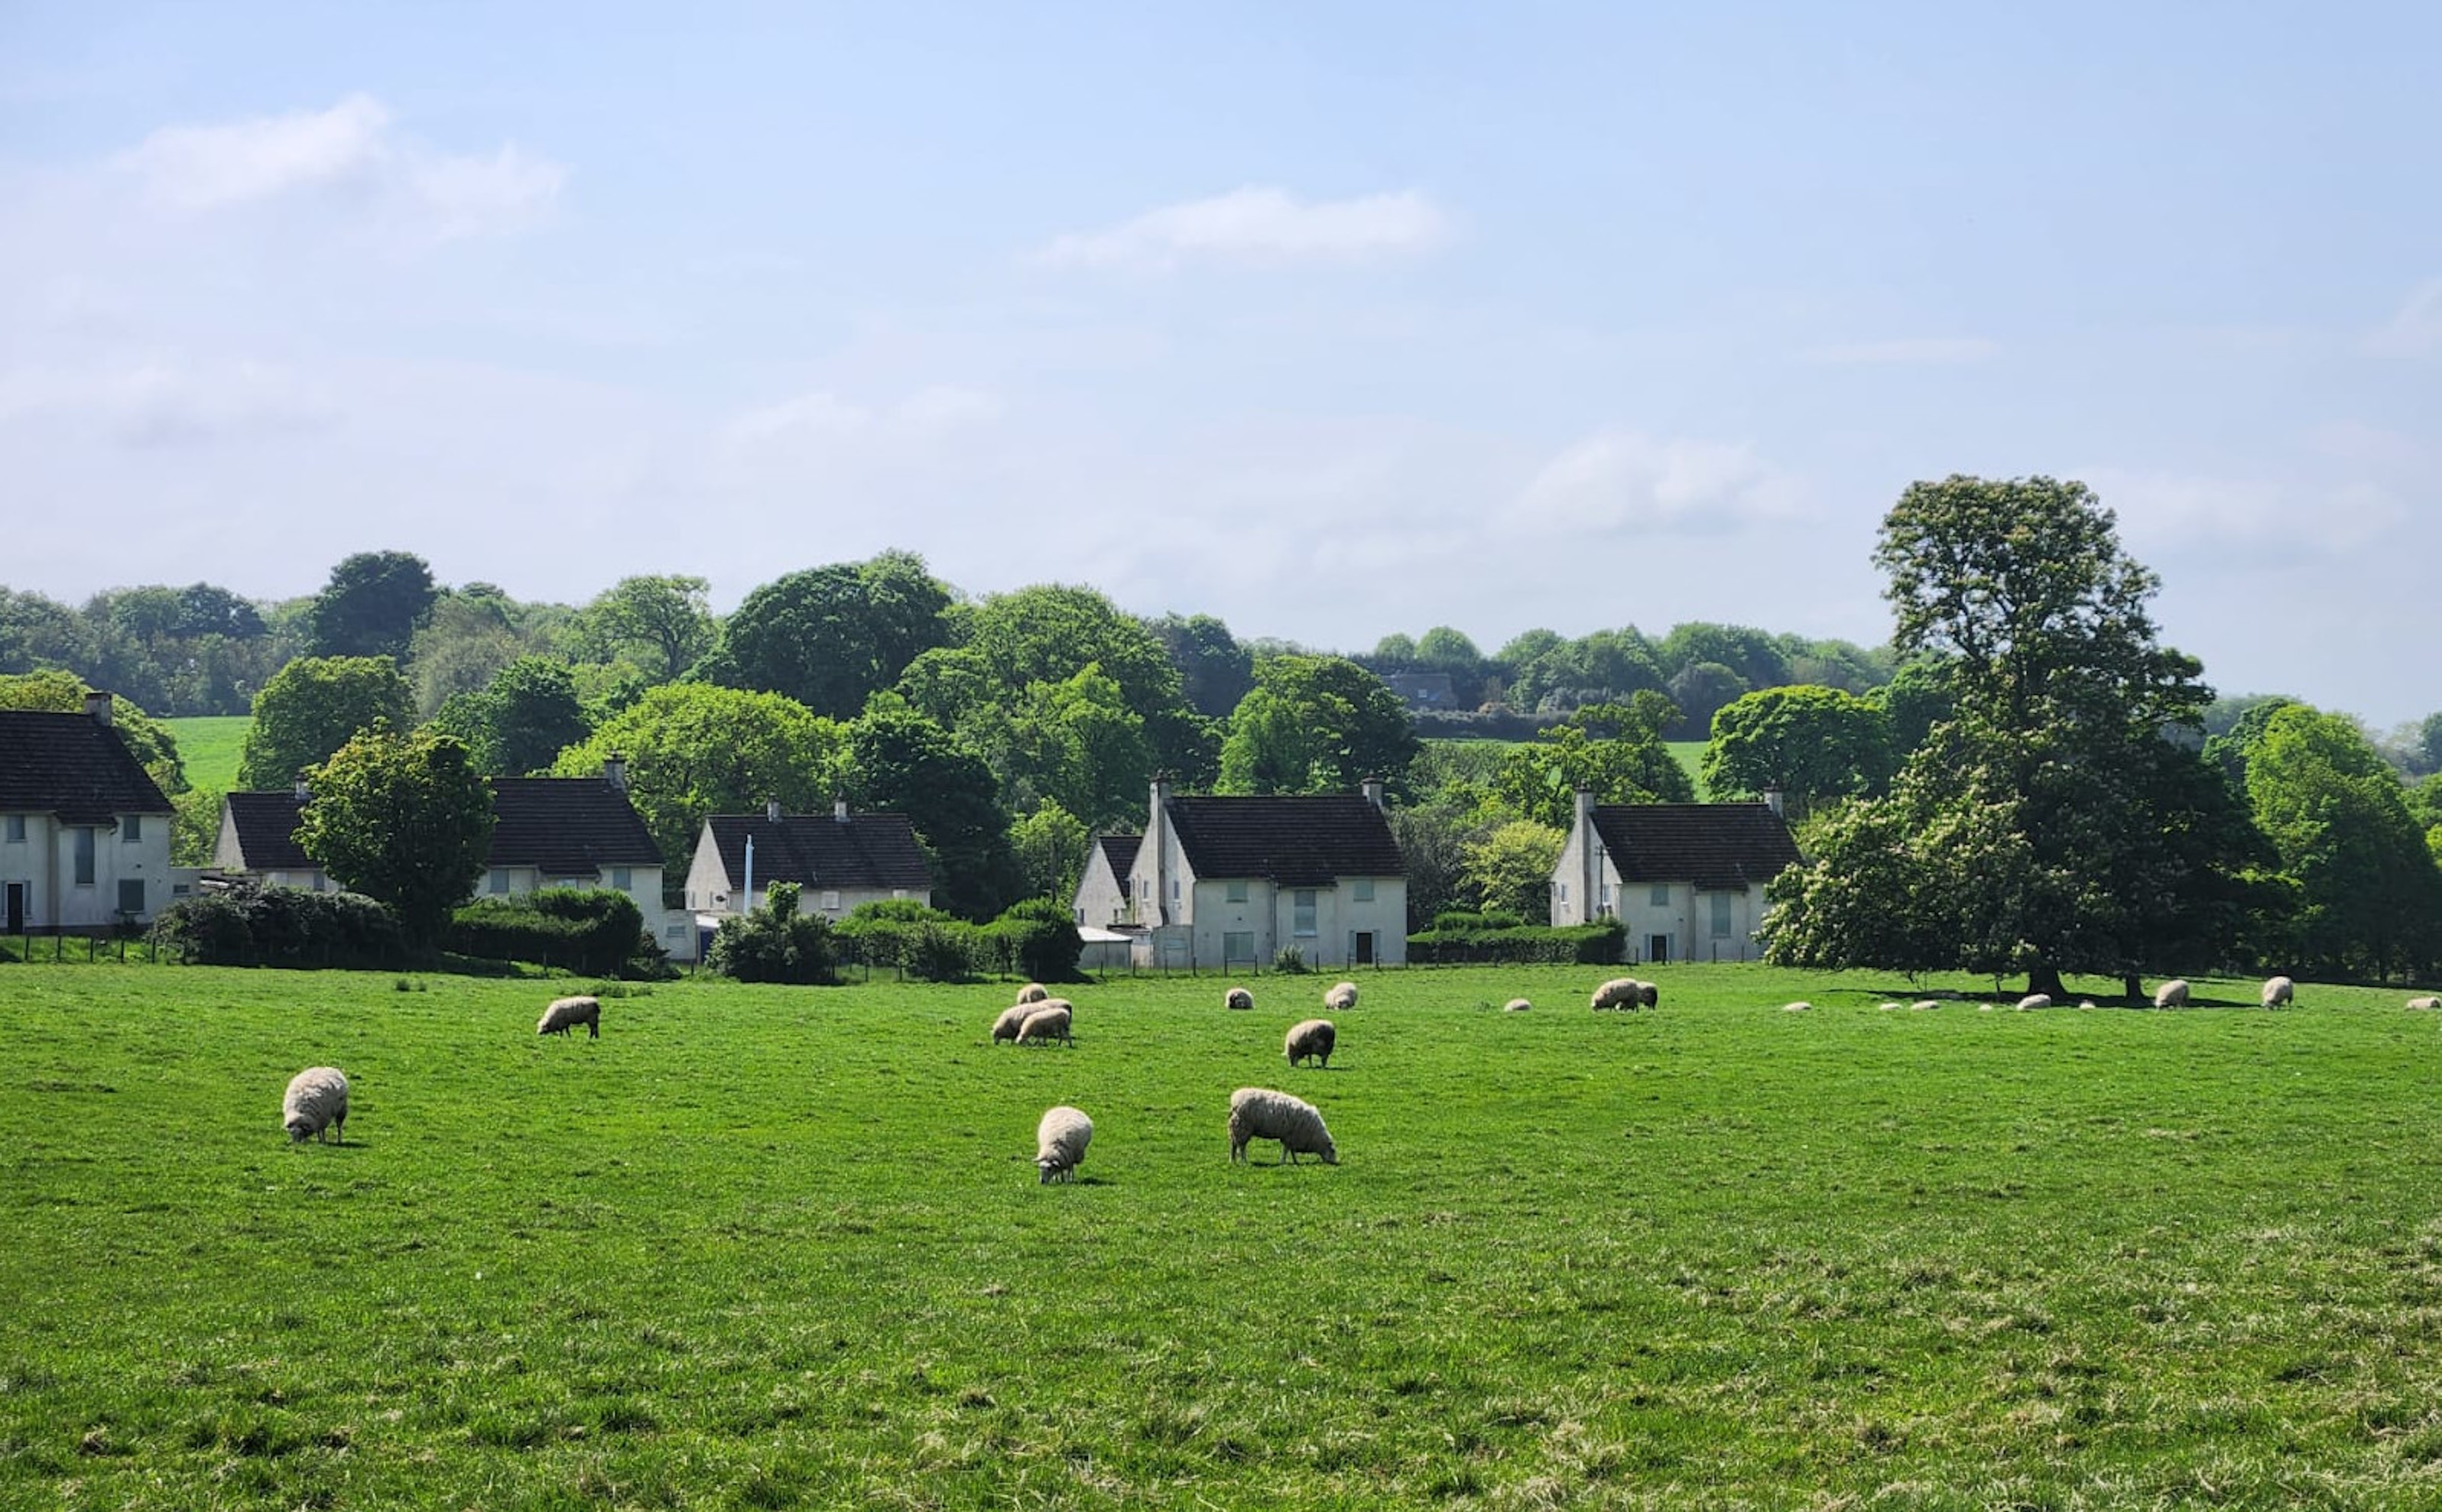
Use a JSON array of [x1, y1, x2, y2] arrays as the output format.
[[3, 3, 2437, 725]]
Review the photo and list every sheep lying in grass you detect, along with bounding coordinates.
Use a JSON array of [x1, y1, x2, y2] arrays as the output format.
[[1035, 1105, 1093, 1185], [990, 1004, 1033, 1043], [2153, 978, 2190, 1009], [1325, 981, 1359, 1012], [1224, 987, 1254, 1011], [1781, 1001, 1811, 1013], [1879, 1001, 1904, 1011], [1016, 983, 1050, 1005], [1285, 1018, 1336, 1069], [1017, 1003, 1073, 1046], [2016, 994, 2052, 1011], [1590, 978, 1644, 1011], [2262, 975, 2295, 1009], [1911, 1000, 1940, 1011], [283, 1067, 349, 1144], [1504, 998, 1532, 1013], [2408, 996, 2441, 1011], [537, 995, 601, 1039], [1228, 1088, 1336, 1166]]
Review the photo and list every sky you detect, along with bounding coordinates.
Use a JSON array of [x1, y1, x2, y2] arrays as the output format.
[[3, 2, 2437, 726]]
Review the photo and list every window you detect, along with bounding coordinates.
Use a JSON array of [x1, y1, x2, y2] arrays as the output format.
[[1225, 880, 1248, 904], [1171, 878, 1180, 901], [1710, 891, 1735, 938], [822, 891, 840, 911], [1293, 889, 1317, 937], [1223, 930, 1256, 968], [74, 827, 96, 885], [1557, 883, 1568, 903], [1650, 884, 1671, 907], [3, 815, 22, 842], [488, 869, 509, 894], [118, 879, 145, 915], [610, 867, 632, 891], [122, 815, 143, 842], [1352, 878, 1375, 902]]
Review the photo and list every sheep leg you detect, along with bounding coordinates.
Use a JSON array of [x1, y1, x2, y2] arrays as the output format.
[[587, 1020, 599, 1040]]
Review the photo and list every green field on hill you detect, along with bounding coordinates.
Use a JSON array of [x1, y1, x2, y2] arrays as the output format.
[[164, 715, 251, 793], [6, 963, 2439, 1507]]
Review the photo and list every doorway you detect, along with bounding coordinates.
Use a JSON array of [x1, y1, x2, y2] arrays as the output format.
[[1353, 931, 1376, 966], [5, 882, 24, 934], [1648, 934, 1671, 964]]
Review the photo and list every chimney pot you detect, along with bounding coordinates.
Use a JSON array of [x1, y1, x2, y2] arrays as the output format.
[[833, 797, 849, 823], [765, 797, 782, 823], [83, 690, 113, 727], [603, 754, 628, 793]]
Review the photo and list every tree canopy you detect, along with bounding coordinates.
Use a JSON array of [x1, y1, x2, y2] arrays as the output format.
[[1216, 654, 1419, 797], [706, 551, 955, 718], [2245, 704, 2442, 979], [306, 550, 437, 662], [1701, 685, 1893, 819], [297, 725, 494, 948], [238, 656, 417, 791]]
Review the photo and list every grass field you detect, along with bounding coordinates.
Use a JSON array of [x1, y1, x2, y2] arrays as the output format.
[[164, 715, 251, 792], [7, 964, 2441, 1508]]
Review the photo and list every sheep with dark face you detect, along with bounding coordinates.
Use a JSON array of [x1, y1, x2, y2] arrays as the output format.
[[1324, 981, 1359, 1012], [1590, 978, 1643, 1011], [1224, 987, 1254, 1011], [1228, 1088, 1336, 1166], [538, 995, 601, 1039], [1284, 1018, 1336, 1069], [283, 1067, 349, 1144], [1034, 1105, 1093, 1184], [2262, 975, 2295, 1009], [2408, 996, 2441, 1012]]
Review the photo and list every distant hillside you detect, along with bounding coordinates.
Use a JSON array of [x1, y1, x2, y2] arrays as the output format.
[[165, 716, 249, 793]]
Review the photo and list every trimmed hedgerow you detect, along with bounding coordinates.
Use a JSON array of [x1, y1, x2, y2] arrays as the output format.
[[1407, 917, 1625, 966], [447, 887, 662, 978], [151, 882, 404, 969]]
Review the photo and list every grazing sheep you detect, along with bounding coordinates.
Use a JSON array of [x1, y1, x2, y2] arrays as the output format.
[[1015, 983, 1051, 1005], [1224, 987, 1255, 1011], [1228, 1088, 1337, 1166], [2015, 994, 2052, 1011], [2408, 996, 2441, 1011], [1034, 1105, 1093, 1185], [1879, 1001, 1904, 1011], [1285, 1018, 1336, 1069], [1324, 981, 1359, 1012], [2153, 978, 2190, 1009], [991, 1004, 1033, 1042], [1638, 981, 1659, 1008], [1590, 978, 1644, 1011], [2077, 999, 2097, 1011], [1911, 1000, 1940, 1011], [282, 1067, 349, 1144], [537, 994, 602, 1039], [2262, 975, 2295, 1009], [1782, 1001, 1811, 1013], [1504, 998, 1532, 1013], [1017, 1004, 1073, 1046]]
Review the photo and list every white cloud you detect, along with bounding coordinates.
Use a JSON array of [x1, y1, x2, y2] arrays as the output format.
[[2088, 466, 2406, 563], [1800, 337, 1999, 365], [0, 357, 339, 446], [1510, 428, 1805, 535], [1038, 187, 1449, 270], [114, 93, 563, 238], [2370, 277, 2442, 355]]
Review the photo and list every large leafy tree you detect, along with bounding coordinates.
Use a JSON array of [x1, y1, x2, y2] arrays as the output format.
[[1766, 475, 2253, 998], [843, 703, 1018, 919], [1492, 695, 1690, 828], [569, 574, 717, 683], [1009, 801, 1091, 904], [1702, 685, 1894, 821], [306, 550, 438, 661], [1657, 622, 1791, 691], [407, 584, 544, 715], [706, 551, 954, 718], [2246, 704, 2442, 980], [1216, 654, 1419, 797], [554, 683, 846, 897], [1460, 819, 1568, 923], [953, 585, 1206, 781], [429, 657, 593, 777], [1147, 612, 1255, 719], [237, 656, 416, 790], [297, 725, 494, 948]]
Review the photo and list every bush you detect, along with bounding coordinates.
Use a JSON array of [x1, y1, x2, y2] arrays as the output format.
[[151, 882, 404, 969], [1272, 945, 1310, 974], [990, 897, 1084, 982], [1431, 909, 1525, 932], [706, 881, 836, 985], [447, 888, 663, 978], [1406, 917, 1625, 966]]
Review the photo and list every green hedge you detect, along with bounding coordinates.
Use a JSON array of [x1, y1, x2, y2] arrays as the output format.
[[833, 898, 1085, 982], [151, 882, 404, 969], [1406, 917, 1625, 966], [447, 888, 661, 978]]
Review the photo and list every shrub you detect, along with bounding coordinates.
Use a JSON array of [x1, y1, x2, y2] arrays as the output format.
[[990, 897, 1084, 982], [1272, 945, 1310, 974], [706, 881, 836, 985], [1431, 909, 1525, 932], [1406, 917, 1625, 966], [447, 888, 663, 978], [151, 883, 404, 969]]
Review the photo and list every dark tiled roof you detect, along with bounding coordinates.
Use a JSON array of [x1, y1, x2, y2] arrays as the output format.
[[1096, 832, 1142, 881], [1165, 795, 1404, 887], [489, 778, 665, 874], [702, 812, 934, 892], [222, 791, 313, 870], [1590, 803, 1802, 890], [0, 711, 173, 824]]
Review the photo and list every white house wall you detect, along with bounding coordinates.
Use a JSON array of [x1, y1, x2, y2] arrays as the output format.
[[1072, 848, 1132, 928], [1, 813, 171, 931], [1612, 875, 1770, 964]]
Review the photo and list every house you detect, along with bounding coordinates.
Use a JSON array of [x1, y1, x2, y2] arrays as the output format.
[[1383, 670, 1457, 709], [0, 692, 176, 933], [1123, 776, 1408, 971], [214, 783, 331, 892], [684, 800, 934, 932], [1072, 832, 1141, 929], [1549, 789, 1802, 963]]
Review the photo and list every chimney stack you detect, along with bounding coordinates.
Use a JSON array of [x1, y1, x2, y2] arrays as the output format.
[[1360, 774, 1386, 810], [83, 689, 113, 727], [293, 774, 311, 802], [603, 754, 628, 793], [1762, 787, 1785, 818], [833, 797, 849, 823], [765, 797, 783, 823]]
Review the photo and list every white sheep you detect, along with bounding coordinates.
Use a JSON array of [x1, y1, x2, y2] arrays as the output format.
[[2262, 975, 2295, 1009], [1017, 1003, 1073, 1046], [1781, 1001, 1811, 1013], [1590, 978, 1643, 1011], [1284, 1018, 1336, 1069], [2153, 979, 2190, 1009], [1911, 1000, 1940, 1011], [1503, 998, 1532, 1013], [1224, 987, 1255, 1011], [990, 1004, 1033, 1043], [1228, 1087, 1336, 1166], [2077, 999, 2097, 1011], [1879, 1001, 1903, 1011], [1034, 1105, 1093, 1185], [2015, 994, 2052, 1011], [1015, 983, 1051, 1005], [282, 1067, 349, 1144], [537, 995, 601, 1039], [1324, 981, 1359, 1012], [2408, 996, 2441, 1011]]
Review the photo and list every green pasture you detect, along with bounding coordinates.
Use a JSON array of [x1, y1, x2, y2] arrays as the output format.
[[164, 715, 250, 793], [5, 964, 2440, 1508]]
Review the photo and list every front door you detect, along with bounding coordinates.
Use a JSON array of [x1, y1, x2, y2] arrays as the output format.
[[1648, 933, 1671, 964], [1353, 930, 1375, 966], [5, 882, 24, 933]]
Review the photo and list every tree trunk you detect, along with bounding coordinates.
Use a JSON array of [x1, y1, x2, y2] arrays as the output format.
[[2026, 959, 2067, 1001], [2120, 972, 2142, 1004]]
